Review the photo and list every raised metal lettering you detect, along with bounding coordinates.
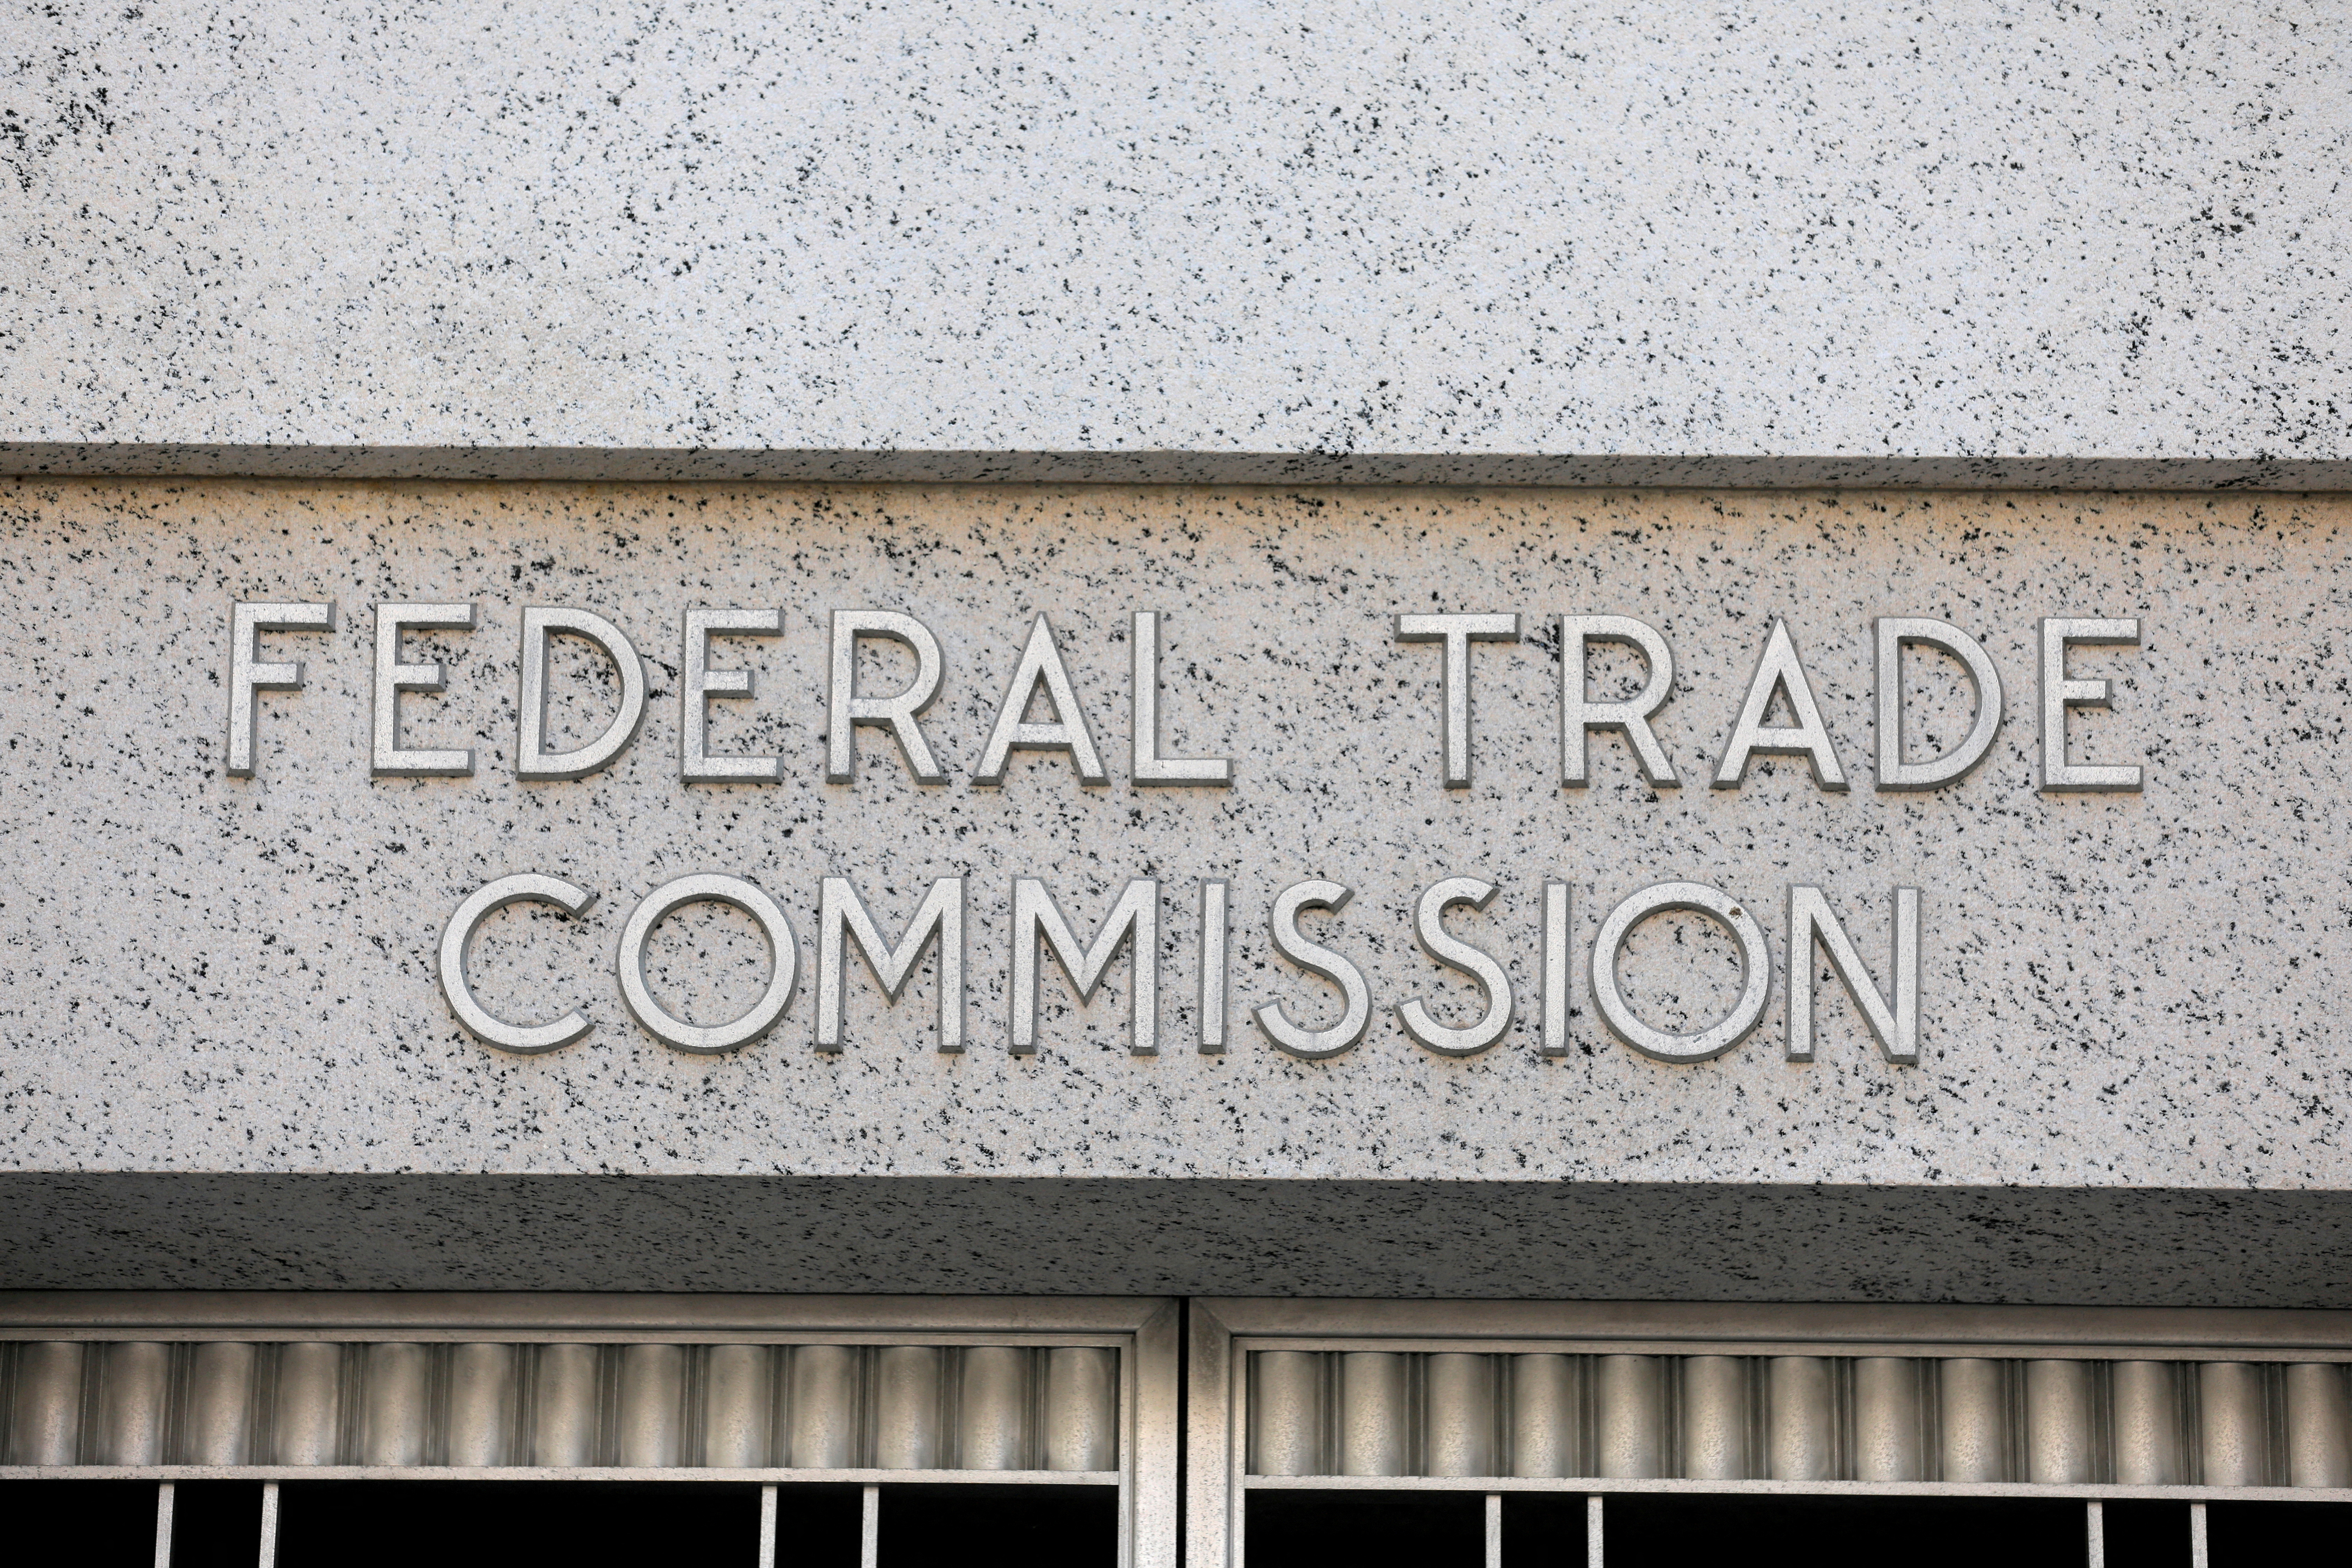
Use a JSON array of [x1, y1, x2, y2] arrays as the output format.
[[438, 873, 598, 1053], [1874, 617, 2002, 791], [1009, 878, 1158, 1054], [976, 615, 1109, 785], [826, 610, 947, 784], [1541, 881, 1572, 1057], [816, 876, 964, 1053], [1786, 884, 1920, 1064], [1590, 881, 1771, 1062], [616, 874, 798, 1053], [1396, 876, 1514, 1056], [1200, 879, 1230, 1054], [1560, 615, 1679, 787], [372, 602, 477, 778], [517, 606, 648, 781], [1395, 613, 1521, 788], [1131, 611, 1231, 786], [681, 608, 783, 784], [1713, 618, 1848, 791], [225, 600, 336, 777], [2039, 616, 2144, 793], [1254, 880, 1373, 1059]]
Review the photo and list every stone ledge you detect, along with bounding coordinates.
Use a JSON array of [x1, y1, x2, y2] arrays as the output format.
[[4, 1175, 2343, 1307]]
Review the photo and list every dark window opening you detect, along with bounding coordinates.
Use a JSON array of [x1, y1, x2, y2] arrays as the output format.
[[874, 1483, 1115, 1568]]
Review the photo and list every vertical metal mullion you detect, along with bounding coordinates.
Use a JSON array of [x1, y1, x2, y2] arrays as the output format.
[[2085, 1499, 2104, 1568], [1483, 1493, 1501, 1568], [257, 1480, 280, 1568], [860, 1483, 881, 1568], [152, 1481, 175, 1568], [2188, 1500, 2209, 1568], [757, 1483, 777, 1568], [1585, 1493, 1603, 1568]]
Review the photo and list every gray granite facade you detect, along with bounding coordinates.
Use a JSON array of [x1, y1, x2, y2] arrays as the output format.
[[2, 478, 2346, 1247], [5, 3, 2347, 481]]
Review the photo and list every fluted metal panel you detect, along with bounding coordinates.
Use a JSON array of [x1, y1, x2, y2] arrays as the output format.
[[786, 1344, 860, 1470], [186, 1340, 255, 1465], [1939, 1358, 2008, 1483], [2200, 1362, 2269, 1488], [1852, 1358, 1921, 1483], [446, 1343, 516, 1467], [100, 1342, 170, 1466], [2286, 1363, 2352, 1488], [361, 1342, 429, 1466], [9, 1342, 84, 1465], [1043, 1347, 1118, 1472], [532, 1342, 602, 1467], [1508, 1354, 1575, 1479], [2110, 1361, 2182, 1485], [873, 1345, 943, 1470], [2025, 1359, 2094, 1484], [960, 1346, 1029, 1471], [1423, 1353, 1493, 1478], [1768, 1357, 1834, 1483], [1595, 1355, 1662, 1480], [273, 1341, 343, 1465], [1338, 1352, 1408, 1478], [1251, 1351, 1323, 1477], [702, 1344, 771, 1469], [1680, 1356, 1747, 1482], [617, 1343, 685, 1468]]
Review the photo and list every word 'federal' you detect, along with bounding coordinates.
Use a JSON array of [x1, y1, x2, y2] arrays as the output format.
[[225, 604, 2147, 793]]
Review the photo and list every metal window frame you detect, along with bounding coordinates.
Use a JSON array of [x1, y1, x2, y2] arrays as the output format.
[[1187, 1299, 2352, 1568], [0, 1292, 1180, 1568]]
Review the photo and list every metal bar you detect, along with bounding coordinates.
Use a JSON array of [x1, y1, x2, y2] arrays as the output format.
[[1199, 1300, 2352, 1357], [0, 1464, 1121, 1484], [1232, 1336, 2352, 1365], [153, 1482, 174, 1568], [258, 1481, 279, 1568], [1586, 1494, 1603, 1568], [2085, 1499, 2103, 1568], [860, 1484, 880, 1568], [1484, 1492, 1501, 1568], [0, 1292, 1166, 1340], [1239, 1474, 2352, 1503], [1128, 1300, 1183, 1568], [758, 1483, 777, 1568], [2189, 1501, 2208, 1568]]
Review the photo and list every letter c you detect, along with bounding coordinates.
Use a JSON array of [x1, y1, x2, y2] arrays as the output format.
[[438, 874, 600, 1053]]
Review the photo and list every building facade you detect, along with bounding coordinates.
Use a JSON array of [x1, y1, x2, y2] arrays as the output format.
[[3, 4, 2348, 1564]]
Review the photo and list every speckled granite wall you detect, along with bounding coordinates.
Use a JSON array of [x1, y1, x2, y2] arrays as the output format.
[[5, 4, 2346, 484], [1, 480, 2347, 1296]]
